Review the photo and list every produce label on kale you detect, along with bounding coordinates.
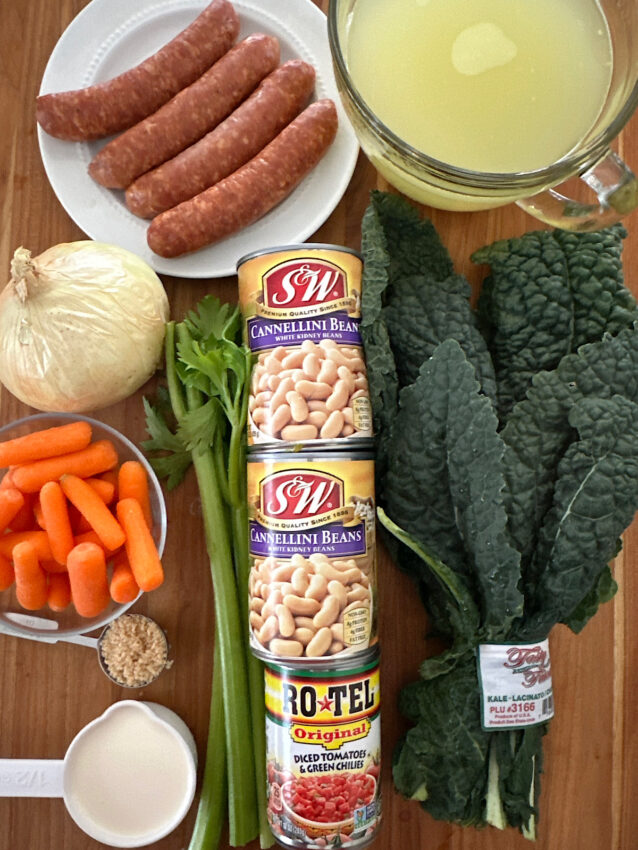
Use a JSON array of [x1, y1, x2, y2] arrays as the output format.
[[237, 245, 373, 447], [477, 641, 555, 729], [247, 453, 377, 663], [264, 652, 382, 849]]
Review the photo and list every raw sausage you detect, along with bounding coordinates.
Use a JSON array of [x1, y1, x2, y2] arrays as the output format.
[[125, 59, 316, 219], [88, 33, 280, 189], [36, 0, 240, 141], [147, 98, 338, 258]]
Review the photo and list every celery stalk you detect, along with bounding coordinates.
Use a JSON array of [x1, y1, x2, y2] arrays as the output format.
[[148, 307, 273, 849], [187, 638, 227, 850], [232, 505, 273, 848], [165, 321, 258, 846]]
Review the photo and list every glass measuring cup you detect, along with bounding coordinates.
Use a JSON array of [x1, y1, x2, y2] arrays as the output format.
[[0, 701, 197, 848], [328, 0, 638, 230]]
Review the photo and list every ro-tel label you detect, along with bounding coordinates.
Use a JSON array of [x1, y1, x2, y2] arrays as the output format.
[[237, 245, 372, 446], [264, 654, 381, 848], [477, 640, 555, 730], [247, 455, 377, 662]]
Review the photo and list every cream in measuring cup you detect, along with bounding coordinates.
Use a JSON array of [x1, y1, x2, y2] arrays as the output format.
[[0, 700, 197, 848]]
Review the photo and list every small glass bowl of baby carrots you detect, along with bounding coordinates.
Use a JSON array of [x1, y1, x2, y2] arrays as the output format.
[[0, 413, 167, 639]]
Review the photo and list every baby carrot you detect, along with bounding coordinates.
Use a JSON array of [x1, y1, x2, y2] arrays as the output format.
[[39, 481, 75, 566], [0, 469, 16, 489], [74, 529, 122, 557], [48, 572, 72, 612], [75, 515, 93, 533], [5, 493, 36, 532], [11, 440, 119, 494], [33, 499, 47, 530], [109, 550, 140, 604], [66, 542, 111, 618], [0, 421, 92, 467], [0, 552, 14, 590], [40, 559, 67, 574], [13, 540, 48, 610], [85, 477, 116, 504], [116, 498, 164, 592], [98, 469, 118, 498], [118, 461, 153, 528], [0, 488, 25, 534], [60, 474, 125, 552], [0, 530, 53, 562]]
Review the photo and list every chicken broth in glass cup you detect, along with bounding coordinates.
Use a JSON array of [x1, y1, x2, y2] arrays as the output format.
[[328, 0, 638, 230]]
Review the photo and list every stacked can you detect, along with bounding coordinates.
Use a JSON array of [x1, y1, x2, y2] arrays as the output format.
[[238, 245, 381, 849]]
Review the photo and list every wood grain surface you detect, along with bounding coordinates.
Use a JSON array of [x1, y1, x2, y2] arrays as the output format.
[[1, 2, 638, 849]]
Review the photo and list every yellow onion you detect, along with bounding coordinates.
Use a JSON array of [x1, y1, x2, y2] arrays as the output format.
[[0, 242, 169, 412]]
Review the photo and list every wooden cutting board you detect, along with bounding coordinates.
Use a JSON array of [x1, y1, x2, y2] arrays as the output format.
[[1, 1, 637, 848]]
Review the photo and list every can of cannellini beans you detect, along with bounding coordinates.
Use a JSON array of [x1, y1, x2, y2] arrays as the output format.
[[248, 452, 377, 664], [237, 245, 373, 450], [265, 648, 381, 849]]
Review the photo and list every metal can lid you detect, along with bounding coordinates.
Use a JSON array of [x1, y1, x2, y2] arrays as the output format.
[[236, 243, 363, 270], [247, 445, 375, 463], [262, 644, 380, 676]]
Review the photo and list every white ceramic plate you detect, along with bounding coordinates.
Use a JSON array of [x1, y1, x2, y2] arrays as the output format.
[[37, 0, 359, 279]]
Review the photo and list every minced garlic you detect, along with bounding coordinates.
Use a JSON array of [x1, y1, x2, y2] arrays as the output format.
[[99, 614, 170, 688]]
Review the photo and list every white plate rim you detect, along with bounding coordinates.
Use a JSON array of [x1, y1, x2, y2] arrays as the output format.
[[37, 0, 359, 279]]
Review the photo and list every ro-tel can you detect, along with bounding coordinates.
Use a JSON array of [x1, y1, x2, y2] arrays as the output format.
[[265, 648, 381, 849], [248, 452, 377, 664], [237, 244, 373, 450]]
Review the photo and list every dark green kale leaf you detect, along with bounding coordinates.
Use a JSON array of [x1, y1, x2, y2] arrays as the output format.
[[561, 564, 618, 634], [552, 227, 635, 345], [501, 327, 638, 581], [362, 190, 454, 285], [384, 340, 522, 639], [393, 653, 489, 826], [490, 726, 546, 830], [474, 231, 575, 417], [474, 226, 635, 419], [378, 509, 481, 645], [383, 273, 497, 404], [360, 196, 399, 479], [360, 190, 498, 475], [519, 395, 638, 640]]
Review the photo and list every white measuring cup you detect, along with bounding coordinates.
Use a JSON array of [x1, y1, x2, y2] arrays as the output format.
[[0, 700, 197, 848]]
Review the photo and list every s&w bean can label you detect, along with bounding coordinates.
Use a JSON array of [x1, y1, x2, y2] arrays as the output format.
[[265, 651, 382, 849], [237, 244, 373, 449], [248, 453, 377, 664]]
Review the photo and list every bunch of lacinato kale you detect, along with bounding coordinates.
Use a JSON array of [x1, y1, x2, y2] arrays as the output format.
[[360, 190, 638, 839]]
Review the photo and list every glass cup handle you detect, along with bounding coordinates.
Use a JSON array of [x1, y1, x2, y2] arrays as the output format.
[[517, 150, 638, 231], [0, 758, 64, 797]]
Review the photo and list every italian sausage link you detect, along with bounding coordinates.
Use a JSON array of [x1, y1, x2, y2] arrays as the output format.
[[125, 59, 316, 219], [89, 33, 280, 189], [36, 0, 239, 141], [147, 98, 338, 258]]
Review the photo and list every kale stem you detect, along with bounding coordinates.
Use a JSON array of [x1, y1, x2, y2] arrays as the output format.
[[187, 635, 227, 850]]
